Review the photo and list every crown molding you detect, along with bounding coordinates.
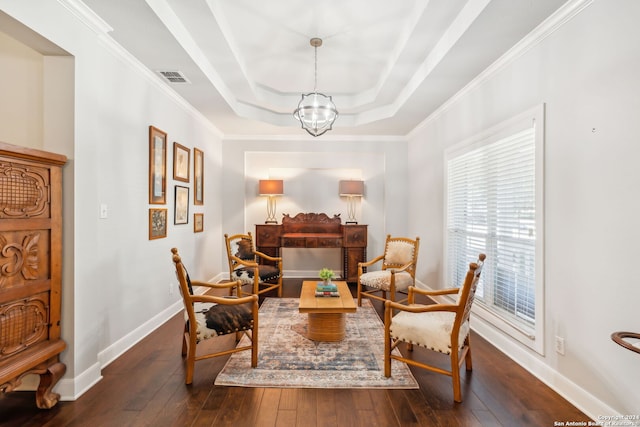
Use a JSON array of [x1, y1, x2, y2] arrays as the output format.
[[56, 0, 224, 139], [56, 0, 113, 34], [407, 0, 594, 140]]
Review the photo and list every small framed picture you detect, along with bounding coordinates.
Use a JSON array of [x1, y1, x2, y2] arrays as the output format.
[[149, 126, 167, 204], [194, 148, 204, 205], [149, 208, 167, 240], [174, 185, 189, 225], [173, 142, 190, 182], [194, 213, 203, 233]]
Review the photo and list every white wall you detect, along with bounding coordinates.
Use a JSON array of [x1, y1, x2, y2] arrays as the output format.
[[0, 30, 43, 147], [0, 0, 224, 399], [408, 0, 640, 417], [222, 138, 410, 275]]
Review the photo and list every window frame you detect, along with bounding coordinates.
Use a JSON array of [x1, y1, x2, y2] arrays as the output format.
[[444, 104, 545, 355]]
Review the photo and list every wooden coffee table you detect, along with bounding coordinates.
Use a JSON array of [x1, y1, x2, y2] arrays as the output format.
[[298, 280, 357, 342]]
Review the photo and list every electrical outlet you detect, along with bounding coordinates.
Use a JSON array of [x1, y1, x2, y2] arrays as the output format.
[[555, 336, 565, 355], [99, 203, 108, 219], [169, 283, 174, 295]]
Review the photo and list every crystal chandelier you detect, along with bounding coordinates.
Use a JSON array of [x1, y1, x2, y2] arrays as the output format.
[[293, 38, 338, 137]]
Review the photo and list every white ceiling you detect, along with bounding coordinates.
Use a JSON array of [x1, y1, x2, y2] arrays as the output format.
[[80, 0, 568, 136]]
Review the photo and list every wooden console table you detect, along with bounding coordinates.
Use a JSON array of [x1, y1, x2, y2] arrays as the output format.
[[255, 213, 367, 283]]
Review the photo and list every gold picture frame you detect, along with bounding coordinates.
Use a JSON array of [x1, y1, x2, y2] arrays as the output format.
[[194, 147, 204, 205], [173, 142, 190, 182], [174, 185, 189, 225], [194, 213, 203, 233], [149, 208, 167, 240], [149, 126, 167, 204]]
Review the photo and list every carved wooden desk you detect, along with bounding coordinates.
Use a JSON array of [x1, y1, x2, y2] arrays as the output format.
[[255, 213, 367, 283]]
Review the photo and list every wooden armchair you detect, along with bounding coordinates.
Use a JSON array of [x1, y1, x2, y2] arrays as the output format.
[[170, 248, 258, 384], [357, 235, 420, 306], [225, 232, 283, 297], [384, 254, 485, 402]]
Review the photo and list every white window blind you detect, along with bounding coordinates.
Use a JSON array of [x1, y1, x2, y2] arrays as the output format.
[[447, 127, 537, 333]]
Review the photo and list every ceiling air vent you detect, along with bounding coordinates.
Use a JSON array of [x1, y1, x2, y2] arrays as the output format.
[[157, 70, 190, 84]]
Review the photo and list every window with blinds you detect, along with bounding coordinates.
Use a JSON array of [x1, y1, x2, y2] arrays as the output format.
[[445, 105, 544, 353]]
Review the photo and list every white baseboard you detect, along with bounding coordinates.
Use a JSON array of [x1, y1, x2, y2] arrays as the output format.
[[55, 279, 215, 401], [414, 279, 616, 420], [97, 299, 183, 370], [57, 362, 102, 401]]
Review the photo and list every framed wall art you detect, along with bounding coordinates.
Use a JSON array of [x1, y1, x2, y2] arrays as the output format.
[[174, 185, 189, 224], [149, 126, 167, 204], [194, 213, 203, 233], [149, 208, 167, 240], [173, 142, 190, 182], [194, 147, 204, 205]]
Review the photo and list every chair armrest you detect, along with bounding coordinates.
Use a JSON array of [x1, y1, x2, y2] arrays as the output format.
[[189, 279, 241, 289], [190, 293, 258, 306], [359, 254, 384, 268], [230, 255, 260, 268], [190, 279, 245, 296], [406, 285, 459, 304], [253, 250, 282, 262], [384, 299, 458, 314], [388, 261, 415, 274], [409, 286, 459, 297]]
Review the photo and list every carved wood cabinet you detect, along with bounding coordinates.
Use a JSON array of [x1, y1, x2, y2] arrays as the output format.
[[0, 141, 67, 409], [255, 213, 367, 283]]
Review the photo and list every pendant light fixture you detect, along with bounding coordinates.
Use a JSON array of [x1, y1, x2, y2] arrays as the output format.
[[293, 38, 338, 137]]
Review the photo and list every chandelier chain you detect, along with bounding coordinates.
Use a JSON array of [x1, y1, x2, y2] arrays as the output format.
[[314, 44, 318, 93]]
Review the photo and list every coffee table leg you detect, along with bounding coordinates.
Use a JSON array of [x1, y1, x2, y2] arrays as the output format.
[[307, 313, 346, 341]]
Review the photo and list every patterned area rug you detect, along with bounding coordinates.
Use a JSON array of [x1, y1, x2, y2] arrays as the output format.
[[215, 298, 418, 389]]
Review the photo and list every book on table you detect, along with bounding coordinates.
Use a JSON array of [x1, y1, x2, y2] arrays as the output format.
[[315, 291, 340, 297], [316, 282, 338, 292]]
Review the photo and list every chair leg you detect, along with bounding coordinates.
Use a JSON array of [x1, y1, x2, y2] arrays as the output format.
[[451, 349, 462, 403], [384, 308, 392, 377], [464, 336, 473, 371], [182, 328, 188, 356], [357, 281, 362, 306], [251, 297, 258, 368], [251, 331, 258, 368], [185, 346, 196, 385]]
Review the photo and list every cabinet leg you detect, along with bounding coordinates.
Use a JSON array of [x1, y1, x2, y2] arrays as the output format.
[[36, 362, 66, 409]]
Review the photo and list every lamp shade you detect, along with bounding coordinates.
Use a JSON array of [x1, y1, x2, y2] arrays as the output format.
[[259, 179, 284, 196], [339, 180, 364, 196]]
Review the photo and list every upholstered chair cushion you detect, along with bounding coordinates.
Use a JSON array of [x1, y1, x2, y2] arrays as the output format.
[[359, 270, 413, 292], [389, 307, 470, 354], [384, 240, 415, 265], [233, 238, 255, 260], [189, 301, 253, 343], [231, 265, 280, 285]]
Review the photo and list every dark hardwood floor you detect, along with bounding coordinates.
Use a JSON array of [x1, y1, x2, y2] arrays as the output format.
[[1, 279, 590, 426]]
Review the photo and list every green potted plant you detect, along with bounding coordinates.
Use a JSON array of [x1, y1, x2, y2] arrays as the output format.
[[319, 268, 335, 285]]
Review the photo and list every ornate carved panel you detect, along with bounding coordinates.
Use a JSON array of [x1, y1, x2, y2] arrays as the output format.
[[0, 294, 49, 359], [0, 231, 49, 288], [0, 161, 50, 219]]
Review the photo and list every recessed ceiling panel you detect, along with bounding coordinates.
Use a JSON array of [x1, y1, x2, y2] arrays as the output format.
[[79, 0, 569, 135]]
